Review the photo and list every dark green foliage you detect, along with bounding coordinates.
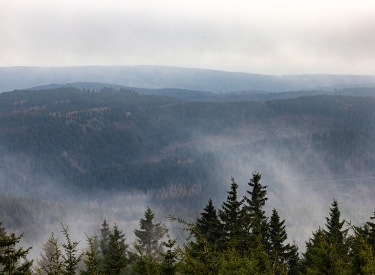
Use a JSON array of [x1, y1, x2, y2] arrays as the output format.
[[131, 247, 162, 275], [248, 234, 272, 275], [61, 223, 82, 275], [245, 172, 269, 248], [324, 199, 349, 258], [11, 172, 375, 274], [215, 248, 262, 275], [301, 228, 348, 275], [134, 207, 165, 258], [301, 200, 351, 274], [195, 199, 223, 249], [103, 224, 129, 274], [218, 178, 247, 251], [160, 236, 178, 275], [169, 215, 223, 275], [287, 243, 300, 275], [350, 230, 375, 275], [268, 208, 291, 274], [0, 222, 33, 275]]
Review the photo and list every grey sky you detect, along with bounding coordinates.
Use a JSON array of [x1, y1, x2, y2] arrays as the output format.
[[1, 0, 375, 75]]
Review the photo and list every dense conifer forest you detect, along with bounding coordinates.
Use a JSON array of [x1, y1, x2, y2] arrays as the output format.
[[2, 173, 375, 274], [1, 86, 375, 273]]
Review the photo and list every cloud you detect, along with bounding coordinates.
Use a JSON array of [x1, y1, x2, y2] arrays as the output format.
[[1, 0, 375, 74]]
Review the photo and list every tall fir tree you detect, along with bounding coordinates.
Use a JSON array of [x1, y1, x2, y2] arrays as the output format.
[[168, 215, 222, 275], [134, 207, 165, 259], [61, 224, 82, 275], [0, 222, 33, 275], [324, 200, 348, 245], [104, 224, 129, 274], [287, 243, 300, 275], [245, 172, 269, 248], [323, 199, 349, 258], [196, 199, 223, 249], [218, 178, 247, 252], [268, 208, 291, 275]]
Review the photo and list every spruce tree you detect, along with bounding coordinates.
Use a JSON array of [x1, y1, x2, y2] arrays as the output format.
[[268, 208, 291, 275], [134, 207, 165, 259], [245, 172, 269, 248], [324, 199, 348, 257], [168, 215, 222, 275], [0, 222, 33, 275], [196, 199, 223, 249], [99, 220, 110, 258], [160, 235, 178, 275], [218, 178, 247, 251], [104, 224, 129, 274], [36, 233, 65, 275], [301, 228, 348, 275], [61, 224, 82, 275], [287, 243, 300, 275]]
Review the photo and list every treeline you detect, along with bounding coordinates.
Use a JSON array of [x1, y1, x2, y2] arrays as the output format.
[[2, 173, 375, 274], [24, 83, 375, 102]]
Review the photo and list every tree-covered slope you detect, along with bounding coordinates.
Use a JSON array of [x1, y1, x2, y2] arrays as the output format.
[[1, 87, 375, 210]]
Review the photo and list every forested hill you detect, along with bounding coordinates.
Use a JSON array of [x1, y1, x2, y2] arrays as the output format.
[[1, 87, 375, 206]]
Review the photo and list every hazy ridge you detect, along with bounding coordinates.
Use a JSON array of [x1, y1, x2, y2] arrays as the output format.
[[2, 66, 375, 93]]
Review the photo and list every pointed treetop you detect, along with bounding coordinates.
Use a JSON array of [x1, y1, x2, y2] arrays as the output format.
[[323, 199, 347, 244], [219, 178, 247, 250], [134, 206, 165, 258], [196, 198, 223, 248], [247, 172, 268, 211], [245, 172, 269, 246], [268, 208, 292, 271]]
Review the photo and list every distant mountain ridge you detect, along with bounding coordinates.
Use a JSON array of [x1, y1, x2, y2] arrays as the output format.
[[28, 82, 375, 102], [2, 65, 375, 93]]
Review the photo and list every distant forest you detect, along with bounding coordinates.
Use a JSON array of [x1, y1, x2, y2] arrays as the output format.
[[1, 87, 375, 200]]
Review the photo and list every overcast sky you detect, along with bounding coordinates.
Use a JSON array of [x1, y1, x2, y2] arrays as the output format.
[[1, 0, 375, 75]]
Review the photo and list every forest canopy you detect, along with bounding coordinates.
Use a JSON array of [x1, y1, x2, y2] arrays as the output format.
[[2, 173, 375, 274]]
